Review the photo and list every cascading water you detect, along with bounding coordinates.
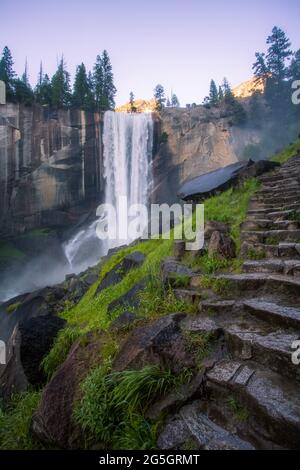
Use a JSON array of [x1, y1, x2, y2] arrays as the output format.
[[64, 110, 153, 269], [0, 111, 153, 302], [102, 110, 153, 249]]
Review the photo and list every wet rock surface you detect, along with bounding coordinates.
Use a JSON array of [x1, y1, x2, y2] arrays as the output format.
[[208, 230, 236, 259], [32, 332, 104, 449], [95, 251, 145, 295], [113, 313, 193, 373]]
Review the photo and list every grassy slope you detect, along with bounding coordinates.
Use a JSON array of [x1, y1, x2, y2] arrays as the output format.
[[1, 140, 299, 450]]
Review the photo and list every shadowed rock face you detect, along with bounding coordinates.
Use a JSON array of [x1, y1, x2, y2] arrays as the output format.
[[0, 103, 104, 237]]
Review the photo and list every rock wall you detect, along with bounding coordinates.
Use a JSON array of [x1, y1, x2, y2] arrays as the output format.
[[0, 104, 104, 237], [0, 103, 262, 237], [152, 107, 261, 203]]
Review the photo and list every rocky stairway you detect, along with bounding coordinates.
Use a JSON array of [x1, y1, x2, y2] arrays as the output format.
[[160, 152, 300, 450]]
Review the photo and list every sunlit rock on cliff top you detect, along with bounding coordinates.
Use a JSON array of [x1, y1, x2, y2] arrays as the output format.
[[116, 98, 157, 113], [233, 76, 265, 98]]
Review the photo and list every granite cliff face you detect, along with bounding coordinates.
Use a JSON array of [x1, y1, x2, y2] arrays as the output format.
[[0, 104, 104, 237], [152, 107, 261, 203], [0, 103, 261, 237]]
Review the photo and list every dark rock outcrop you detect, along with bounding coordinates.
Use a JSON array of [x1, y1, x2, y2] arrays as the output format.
[[110, 311, 139, 332], [208, 230, 236, 259], [107, 277, 149, 316], [160, 257, 193, 287], [0, 314, 65, 400], [178, 160, 280, 201], [32, 332, 103, 449], [95, 251, 145, 296], [113, 313, 194, 374]]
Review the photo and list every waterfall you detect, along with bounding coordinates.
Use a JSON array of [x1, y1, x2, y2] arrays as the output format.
[[64, 110, 153, 269], [102, 110, 153, 249]]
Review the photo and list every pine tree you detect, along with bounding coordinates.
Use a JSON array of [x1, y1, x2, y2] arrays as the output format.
[[93, 54, 104, 109], [72, 63, 94, 110], [252, 52, 269, 81], [14, 58, 34, 105], [85, 71, 96, 111], [154, 84, 166, 110], [171, 93, 180, 107], [129, 91, 136, 113], [38, 62, 43, 89], [248, 91, 265, 128], [51, 57, 71, 108], [289, 50, 300, 81], [166, 96, 171, 107], [101, 50, 117, 110], [34, 64, 52, 105], [222, 77, 231, 98], [222, 77, 247, 126], [0, 46, 16, 101], [38, 74, 52, 105], [266, 26, 292, 80], [208, 80, 218, 105], [93, 51, 116, 111], [218, 86, 224, 101]]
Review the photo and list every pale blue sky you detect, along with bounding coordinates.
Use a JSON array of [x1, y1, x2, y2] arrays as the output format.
[[1, 0, 299, 105]]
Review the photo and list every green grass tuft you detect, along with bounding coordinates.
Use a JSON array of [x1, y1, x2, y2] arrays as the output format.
[[272, 139, 300, 163], [74, 364, 180, 449], [6, 302, 21, 314], [183, 331, 213, 368], [41, 326, 82, 380], [227, 396, 249, 422], [0, 392, 43, 450]]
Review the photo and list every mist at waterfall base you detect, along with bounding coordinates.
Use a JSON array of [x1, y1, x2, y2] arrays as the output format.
[[0, 111, 153, 303]]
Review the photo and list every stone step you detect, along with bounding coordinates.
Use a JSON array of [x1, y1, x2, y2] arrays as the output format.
[[254, 195, 300, 205], [255, 187, 300, 196], [259, 175, 300, 184], [200, 299, 235, 315], [266, 209, 300, 220], [243, 299, 300, 330], [241, 219, 300, 232], [242, 259, 300, 276], [242, 259, 285, 274], [248, 209, 300, 222], [206, 360, 300, 448], [201, 297, 300, 330], [209, 272, 300, 299], [256, 184, 300, 192], [179, 402, 254, 450], [241, 229, 300, 244], [224, 320, 300, 383], [241, 241, 300, 260], [157, 401, 255, 449], [248, 202, 300, 212], [173, 288, 202, 305], [197, 301, 300, 382], [258, 183, 300, 190]]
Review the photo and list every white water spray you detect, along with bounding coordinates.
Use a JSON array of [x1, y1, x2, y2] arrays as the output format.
[[64, 111, 153, 268]]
